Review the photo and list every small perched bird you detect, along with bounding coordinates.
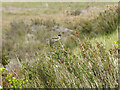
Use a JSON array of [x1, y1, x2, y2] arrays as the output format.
[[49, 34, 61, 47], [51, 34, 61, 42]]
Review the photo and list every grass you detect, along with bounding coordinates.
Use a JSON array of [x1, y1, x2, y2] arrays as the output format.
[[2, 2, 117, 31], [2, 2, 116, 9], [91, 30, 118, 50], [73, 30, 118, 55], [1, 2, 119, 88]]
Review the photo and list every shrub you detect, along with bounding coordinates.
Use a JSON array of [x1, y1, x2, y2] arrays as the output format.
[[80, 5, 118, 37], [2, 69, 28, 88], [96, 5, 118, 34], [19, 40, 118, 88], [31, 18, 58, 28], [2, 20, 58, 63]]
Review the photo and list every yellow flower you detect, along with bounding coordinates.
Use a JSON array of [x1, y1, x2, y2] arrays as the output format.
[[113, 41, 117, 44], [0, 68, 8, 72], [26, 79, 28, 82]]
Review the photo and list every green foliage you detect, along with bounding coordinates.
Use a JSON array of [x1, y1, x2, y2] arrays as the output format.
[[113, 40, 120, 49], [5, 73, 28, 88], [1, 68, 27, 88], [0, 68, 8, 72]]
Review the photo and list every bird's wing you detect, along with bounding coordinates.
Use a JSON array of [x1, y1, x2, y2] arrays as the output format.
[[52, 37, 59, 39]]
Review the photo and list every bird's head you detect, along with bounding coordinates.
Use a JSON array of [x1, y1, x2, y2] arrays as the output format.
[[58, 34, 61, 37]]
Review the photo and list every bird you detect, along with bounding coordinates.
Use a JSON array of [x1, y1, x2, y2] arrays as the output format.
[[51, 34, 61, 42], [49, 34, 62, 47]]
